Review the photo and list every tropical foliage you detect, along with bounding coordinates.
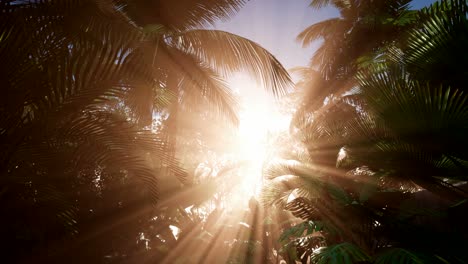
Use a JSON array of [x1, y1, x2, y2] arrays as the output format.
[[262, 0, 468, 263], [0, 0, 291, 262], [1, 0, 467, 263]]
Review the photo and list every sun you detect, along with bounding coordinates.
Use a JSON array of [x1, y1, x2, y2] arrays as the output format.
[[228, 74, 290, 199]]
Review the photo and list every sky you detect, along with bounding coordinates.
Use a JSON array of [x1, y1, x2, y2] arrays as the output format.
[[213, 0, 437, 70]]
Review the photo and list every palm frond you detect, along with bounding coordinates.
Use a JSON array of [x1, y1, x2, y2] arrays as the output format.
[[403, 0, 468, 90], [309, 0, 334, 9], [174, 29, 293, 97], [261, 175, 303, 207], [261, 159, 329, 209], [358, 65, 468, 164], [297, 18, 347, 47], [263, 160, 319, 180], [279, 220, 325, 244], [285, 197, 322, 220], [122, 0, 247, 30], [155, 46, 239, 125], [309, 0, 353, 10], [311, 242, 371, 264], [293, 67, 331, 104]]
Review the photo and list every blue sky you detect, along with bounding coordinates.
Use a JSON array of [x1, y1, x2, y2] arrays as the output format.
[[213, 0, 437, 69]]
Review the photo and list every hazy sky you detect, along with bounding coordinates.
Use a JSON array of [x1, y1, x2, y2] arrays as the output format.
[[213, 0, 437, 70]]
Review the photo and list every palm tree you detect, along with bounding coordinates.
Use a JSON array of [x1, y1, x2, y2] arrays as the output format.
[[297, 0, 416, 81], [0, 0, 292, 262], [289, 0, 468, 204], [0, 1, 181, 261], [267, 0, 468, 262]]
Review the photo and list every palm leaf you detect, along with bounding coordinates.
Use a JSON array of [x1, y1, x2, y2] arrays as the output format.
[[309, 0, 335, 9], [261, 175, 303, 207], [285, 197, 322, 220], [279, 220, 325, 244], [311, 242, 371, 264], [174, 29, 293, 97], [155, 45, 239, 125], [403, 0, 468, 90], [358, 65, 468, 164], [122, 0, 247, 30], [297, 18, 347, 47]]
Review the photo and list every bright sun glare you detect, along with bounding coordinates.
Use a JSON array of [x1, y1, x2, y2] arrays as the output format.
[[229, 74, 290, 199]]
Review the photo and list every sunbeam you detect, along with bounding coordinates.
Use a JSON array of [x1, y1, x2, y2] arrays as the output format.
[[229, 74, 290, 199], [2, 0, 462, 263]]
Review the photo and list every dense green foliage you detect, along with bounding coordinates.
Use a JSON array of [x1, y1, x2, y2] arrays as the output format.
[[262, 0, 468, 263]]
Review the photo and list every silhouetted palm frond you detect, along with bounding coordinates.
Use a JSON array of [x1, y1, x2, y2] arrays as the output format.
[[122, 0, 247, 30], [155, 45, 239, 125], [297, 18, 347, 48], [175, 29, 293, 97], [309, 0, 335, 9]]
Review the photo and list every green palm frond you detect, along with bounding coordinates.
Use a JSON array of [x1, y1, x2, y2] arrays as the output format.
[[359, 66, 468, 163], [284, 1, 468, 262], [175, 29, 293, 97], [279, 220, 325, 244], [311, 242, 371, 264], [339, 63, 468, 199], [285, 197, 322, 220], [403, 0, 468, 90]]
